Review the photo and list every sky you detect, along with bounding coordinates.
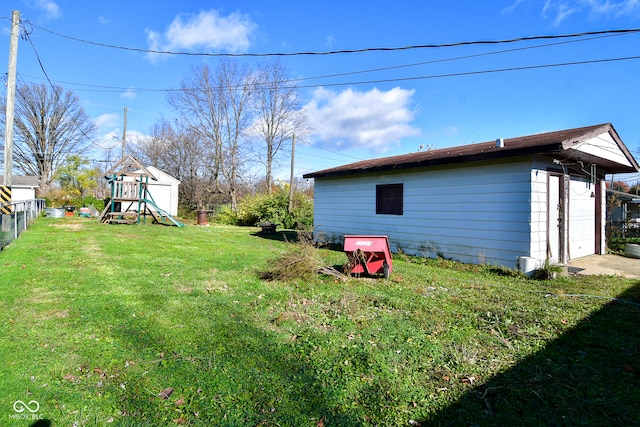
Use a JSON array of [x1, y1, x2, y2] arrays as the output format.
[[2, 0, 640, 184]]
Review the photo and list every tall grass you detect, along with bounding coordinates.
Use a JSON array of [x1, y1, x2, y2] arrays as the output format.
[[0, 217, 638, 426]]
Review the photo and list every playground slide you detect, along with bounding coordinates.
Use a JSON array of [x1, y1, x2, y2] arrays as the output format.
[[142, 198, 184, 227]]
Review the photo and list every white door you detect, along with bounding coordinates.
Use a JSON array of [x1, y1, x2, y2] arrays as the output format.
[[568, 176, 596, 259]]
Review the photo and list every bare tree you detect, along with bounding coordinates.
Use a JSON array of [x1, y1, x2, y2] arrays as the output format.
[[1, 83, 95, 192], [217, 60, 254, 212], [251, 59, 308, 193], [132, 118, 213, 210], [167, 60, 254, 212], [168, 63, 225, 197]]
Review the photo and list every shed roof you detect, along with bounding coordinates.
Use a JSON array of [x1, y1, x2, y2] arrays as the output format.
[[0, 176, 39, 187], [303, 123, 639, 179]]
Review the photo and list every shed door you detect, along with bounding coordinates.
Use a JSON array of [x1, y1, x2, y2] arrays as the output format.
[[548, 174, 565, 263], [568, 176, 596, 259]]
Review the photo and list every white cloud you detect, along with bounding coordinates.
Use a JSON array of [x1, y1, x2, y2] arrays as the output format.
[[98, 16, 111, 24], [502, 0, 528, 15], [325, 35, 335, 47], [121, 88, 136, 101], [94, 113, 119, 129], [25, 0, 61, 19], [146, 9, 257, 59], [305, 87, 420, 152], [507, 0, 640, 24]]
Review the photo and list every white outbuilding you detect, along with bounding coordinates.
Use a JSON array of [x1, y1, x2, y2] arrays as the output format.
[[303, 123, 639, 273], [141, 165, 181, 217]]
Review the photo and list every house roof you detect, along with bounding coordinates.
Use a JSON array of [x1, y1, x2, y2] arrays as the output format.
[[607, 189, 640, 203], [303, 123, 640, 179], [0, 175, 39, 187]]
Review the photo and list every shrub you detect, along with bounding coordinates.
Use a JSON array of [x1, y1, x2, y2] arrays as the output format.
[[214, 205, 238, 225], [609, 237, 640, 254], [217, 189, 313, 230], [80, 196, 105, 211]]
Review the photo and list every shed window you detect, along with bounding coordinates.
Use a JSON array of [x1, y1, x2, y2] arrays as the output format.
[[376, 184, 403, 215]]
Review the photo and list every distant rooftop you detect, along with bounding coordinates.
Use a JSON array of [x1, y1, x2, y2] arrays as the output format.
[[0, 176, 39, 187]]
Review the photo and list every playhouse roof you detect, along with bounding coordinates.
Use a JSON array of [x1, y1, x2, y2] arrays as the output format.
[[105, 156, 157, 180]]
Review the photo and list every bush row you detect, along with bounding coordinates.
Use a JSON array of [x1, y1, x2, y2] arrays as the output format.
[[215, 189, 313, 230]]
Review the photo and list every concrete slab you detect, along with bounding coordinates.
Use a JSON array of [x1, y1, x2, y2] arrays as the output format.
[[568, 254, 640, 279]]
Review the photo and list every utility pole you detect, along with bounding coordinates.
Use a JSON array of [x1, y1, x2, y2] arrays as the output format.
[[3, 10, 19, 187], [288, 133, 295, 213], [121, 107, 128, 160]]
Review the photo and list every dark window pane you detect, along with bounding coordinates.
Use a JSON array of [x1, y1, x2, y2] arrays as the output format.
[[376, 184, 403, 215]]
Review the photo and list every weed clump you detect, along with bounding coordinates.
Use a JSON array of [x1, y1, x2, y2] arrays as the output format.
[[258, 233, 346, 282]]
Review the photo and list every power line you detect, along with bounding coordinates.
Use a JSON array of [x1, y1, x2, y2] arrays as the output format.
[[22, 29, 120, 152], [295, 54, 640, 89], [22, 20, 640, 57], [17, 52, 640, 95], [27, 31, 624, 91], [293, 32, 628, 83]]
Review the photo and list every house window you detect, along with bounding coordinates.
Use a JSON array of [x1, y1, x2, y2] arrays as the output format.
[[376, 184, 403, 215]]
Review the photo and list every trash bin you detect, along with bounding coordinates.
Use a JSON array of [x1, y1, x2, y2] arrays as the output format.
[[344, 235, 393, 278], [197, 210, 209, 225]]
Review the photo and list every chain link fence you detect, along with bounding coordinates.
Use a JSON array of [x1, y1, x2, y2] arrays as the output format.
[[0, 199, 46, 251]]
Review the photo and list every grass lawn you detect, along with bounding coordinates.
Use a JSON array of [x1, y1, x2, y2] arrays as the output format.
[[0, 217, 639, 426]]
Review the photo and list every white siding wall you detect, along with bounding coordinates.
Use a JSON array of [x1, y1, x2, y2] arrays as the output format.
[[529, 167, 549, 264], [313, 158, 536, 269], [10, 187, 36, 202], [147, 183, 176, 216]]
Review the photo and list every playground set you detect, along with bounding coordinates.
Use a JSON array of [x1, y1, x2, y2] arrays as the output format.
[[99, 156, 183, 227]]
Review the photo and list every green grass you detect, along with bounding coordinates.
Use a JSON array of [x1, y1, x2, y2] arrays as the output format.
[[0, 217, 639, 426]]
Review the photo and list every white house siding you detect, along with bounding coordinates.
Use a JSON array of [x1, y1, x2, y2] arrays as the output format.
[[313, 158, 536, 269], [9, 187, 36, 202]]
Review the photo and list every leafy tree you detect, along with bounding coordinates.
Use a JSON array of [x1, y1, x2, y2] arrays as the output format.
[[607, 180, 630, 193], [56, 155, 100, 198]]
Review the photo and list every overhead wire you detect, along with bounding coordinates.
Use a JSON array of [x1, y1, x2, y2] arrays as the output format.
[[13, 29, 640, 94], [21, 21, 640, 57], [21, 26, 121, 152], [8, 16, 640, 175]]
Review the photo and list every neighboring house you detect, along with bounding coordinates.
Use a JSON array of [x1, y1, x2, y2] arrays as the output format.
[[607, 189, 640, 231], [303, 123, 639, 272], [0, 176, 39, 201]]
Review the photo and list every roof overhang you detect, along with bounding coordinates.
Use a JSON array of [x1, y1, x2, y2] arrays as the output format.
[[304, 123, 639, 179]]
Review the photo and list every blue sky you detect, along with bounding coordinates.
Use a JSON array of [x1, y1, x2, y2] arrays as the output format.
[[2, 0, 640, 183]]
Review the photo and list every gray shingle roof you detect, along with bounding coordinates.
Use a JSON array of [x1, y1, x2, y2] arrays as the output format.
[[0, 176, 39, 187], [303, 123, 639, 179]]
